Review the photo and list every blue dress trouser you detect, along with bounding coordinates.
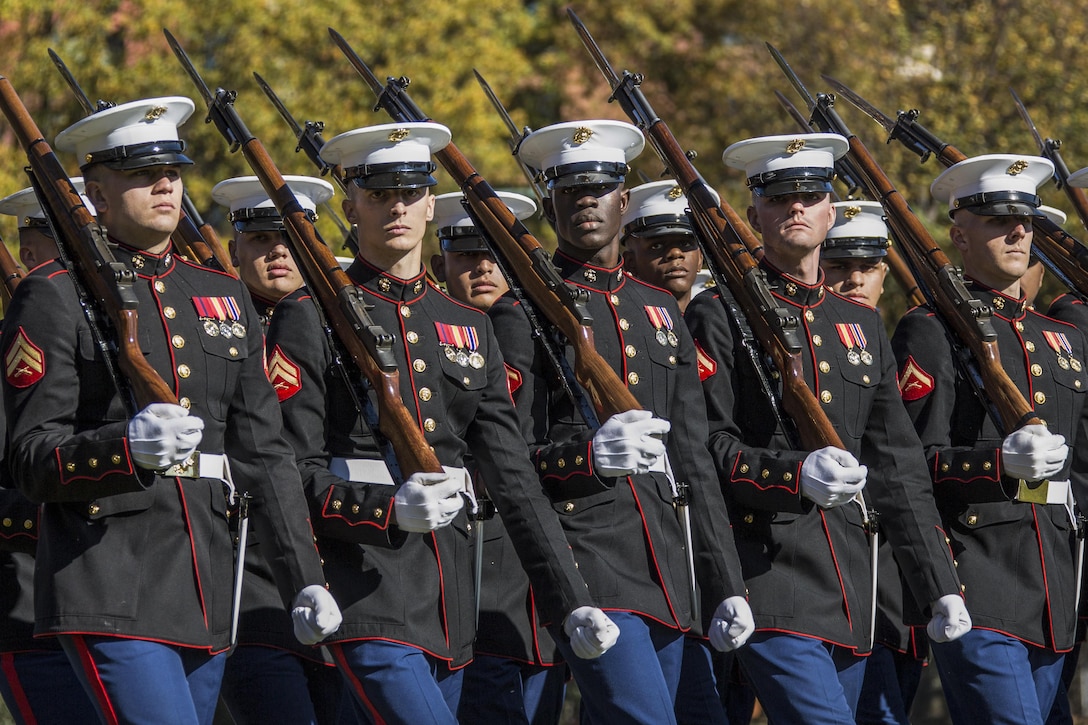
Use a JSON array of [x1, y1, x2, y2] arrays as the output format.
[[674, 637, 727, 725], [60, 635, 226, 725], [0, 649, 98, 724], [738, 631, 866, 725], [855, 642, 924, 725], [931, 629, 1065, 725], [329, 640, 463, 725], [549, 611, 685, 725], [458, 653, 567, 725]]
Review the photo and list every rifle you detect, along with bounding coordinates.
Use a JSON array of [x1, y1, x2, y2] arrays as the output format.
[[822, 75, 1088, 301], [767, 47, 1041, 434], [327, 26, 642, 419], [251, 71, 359, 256], [0, 75, 176, 408], [164, 29, 442, 480], [47, 48, 235, 275], [0, 236, 24, 306], [565, 10, 845, 454], [773, 90, 926, 308], [1011, 87, 1088, 231]]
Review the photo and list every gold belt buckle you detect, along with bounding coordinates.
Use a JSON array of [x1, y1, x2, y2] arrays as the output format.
[[1015, 478, 1049, 504], [164, 452, 200, 478]]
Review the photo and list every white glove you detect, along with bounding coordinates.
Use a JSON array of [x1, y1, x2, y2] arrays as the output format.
[[927, 594, 972, 643], [127, 403, 205, 470], [1001, 424, 1068, 481], [800, 446, 867, 508], [291, 584, 343, 645], [591, 409, 670, 477], [708, 596, 755, 652], [563, 606, 620, 659], [392, 466, 467, 533]]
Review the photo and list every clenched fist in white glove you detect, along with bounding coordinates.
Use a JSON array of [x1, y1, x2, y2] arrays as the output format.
[[800, 446, 867, 509], [393, 466, 467, 533], [592, 409, 670, 478], [291, 584, 343, 645], [127, 403, 205, 470], [927, 594, 971, 643], [1001, 424, 1068, 481], [708, 596, 755, 652], [563, 606, 620, 659]]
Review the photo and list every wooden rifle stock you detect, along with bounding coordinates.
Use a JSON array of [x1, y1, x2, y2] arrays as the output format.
[[0, 238, 25, 306], [567, 11, 843, 450], [0, 75, 176, 407], [815, 109, 1042, 432], [164, 30, 442, 478], [327, 28, 641, 419]]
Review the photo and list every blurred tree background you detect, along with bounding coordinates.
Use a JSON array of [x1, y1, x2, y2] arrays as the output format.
[[2, 0, 1088, 328], [2, 1, 1088, 720]]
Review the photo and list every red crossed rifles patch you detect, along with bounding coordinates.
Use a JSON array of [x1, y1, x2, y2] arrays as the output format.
[[266, 345, 302, 401], [5, 327, 44, 388], [898, 355, 934, 401]]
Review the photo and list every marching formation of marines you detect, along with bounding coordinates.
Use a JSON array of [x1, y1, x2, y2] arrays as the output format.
[[1, 13, 1088, 725]]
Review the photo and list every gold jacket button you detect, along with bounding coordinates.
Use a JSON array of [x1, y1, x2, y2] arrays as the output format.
[[88, 503, 100, 515], [1, 518, 10, 528], [628, 372, 640, 385], [820, 390, 832, 403], [760, 469, 770, 479], [575, 455, 584, 465], [813, 335, 823, 347], [154, 280, 166, 293], [962, 462, 971, 471], [783, 472, 793, 482], [619, 319, 630, 330], [400, 305, 411, 318], [172, 335, 185, 349], [331, 500, 342, 511], [423, 418, 436, 432], [164, 306, 176, 319], [625, 345, 636, 358], [179, 397, 192, 409], [178, 364, 191, 378], [739, 463, 750, 474], [65, 462, 76, 473], [1034, 391, 1046, 404], [557, 458, 566, 468], [22, 519, 31, 530], [419, 387, 432, 401], [406, 331, 419, 344], [819, 361, 830, 373], [112, 454, 122, 464], [743, 514, 754, 524], [351, 504, 360, 514], [88, 458, 99, 469], [967, 514, 978, 525], [413, 359, 427, 372], [564, 502, 575, 513], [373, 508, 384, 518]]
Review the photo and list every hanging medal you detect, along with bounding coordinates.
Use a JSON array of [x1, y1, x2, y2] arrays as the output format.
[[645, 305, 679, 348], [435, 322, 484, 369], [835, 322, 871, 365], [1043, 330, 1078, 371], [193, 296, 245, 339]]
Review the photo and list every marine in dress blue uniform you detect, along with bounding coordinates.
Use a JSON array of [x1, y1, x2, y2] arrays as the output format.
[[0, 185, 98, 725], [490, 120, 754, 725], [210, 175, 355, 725], [0, 97, 340, 724], [620, 180, 732, 725], [817, 201, 925, 725], [685, 134, 967, 724], [265, 122, 616, 725], [892, 154, 1084, 725], [426, 191, 570, 725]]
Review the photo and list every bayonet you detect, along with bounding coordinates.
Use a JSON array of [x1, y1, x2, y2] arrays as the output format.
[[472, 69, 547, 205], [253, 71, 337, 180], [48, 48, 113, 115]]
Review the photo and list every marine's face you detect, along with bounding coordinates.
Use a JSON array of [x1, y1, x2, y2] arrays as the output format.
[[231, 230, 302, 303], [344, 186, 435, 257], [549, 182, 628, 256], [747, 191, 835, 259], [434, 250, 509, 311], [86, 165, 183, 250], [623, 232, 703, 302], [821, 257, 888, 308], [950, 210, 1034, 292]]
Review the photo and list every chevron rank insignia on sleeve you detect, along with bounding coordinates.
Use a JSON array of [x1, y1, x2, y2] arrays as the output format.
[[5, 327, 44, 388]]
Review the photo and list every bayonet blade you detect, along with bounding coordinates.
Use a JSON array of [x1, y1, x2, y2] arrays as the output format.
[[473, 69, 521, 147], [1010, 87, 1049, 153], [766, 43, 816, 111], [567, 8, 622, 90], [48, 49, 95, 115], [327, 27, 385, 100], [164, 29, 215, 107], [774, 89, 814, 132], [820, 75, 897, 134], [253, 72, 304, 139]]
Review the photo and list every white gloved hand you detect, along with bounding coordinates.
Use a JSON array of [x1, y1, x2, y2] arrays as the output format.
[[927, 594, 972, 643], [291, 584, 343, 645], [591, 409, 671, 477], [1001, 424, 1068, 481], [127, 403, 205, 470], [800, 446, 867, 508], [708, 596, 755, 652], [393, 466, 467, 533], [563, 606, 620, 659]]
